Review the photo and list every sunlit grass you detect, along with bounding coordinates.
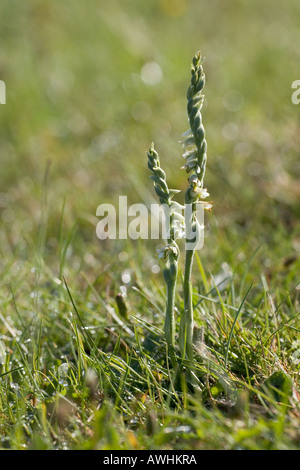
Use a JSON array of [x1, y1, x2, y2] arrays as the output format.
[[0, 0, 299, 450]]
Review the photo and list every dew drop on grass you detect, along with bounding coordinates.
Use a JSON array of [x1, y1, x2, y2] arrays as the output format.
[[223, 90, 244, 112], [141, 62, 163, 85], [164, 425, 191, 434], [222, 122, 239, 141], [58, 362, 69, 381], [234, 141, 252, 158], [131, 101, 152, 122], [151, 264, 160, 274], [121, 271, 131, 284], [120, 285, 127, 296], [119, 251, 129, 262]]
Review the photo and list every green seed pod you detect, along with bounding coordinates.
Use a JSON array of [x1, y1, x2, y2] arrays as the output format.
[[163, 267, 171, 284], [168, 261, 178, 282]]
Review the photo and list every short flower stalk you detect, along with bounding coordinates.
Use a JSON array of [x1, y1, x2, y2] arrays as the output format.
[[147, 144, 180, 367]]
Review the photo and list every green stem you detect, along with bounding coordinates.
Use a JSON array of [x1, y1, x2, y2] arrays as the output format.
[[164, 258, 178, 368], [180, 248, 194, 361], [164, 207, 178, 368]]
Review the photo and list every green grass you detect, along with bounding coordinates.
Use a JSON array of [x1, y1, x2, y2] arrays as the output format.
[[0, 0, 300, 450]]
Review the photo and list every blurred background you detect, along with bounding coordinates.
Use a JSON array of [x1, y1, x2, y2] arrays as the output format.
[[0, 0, 299, 291]]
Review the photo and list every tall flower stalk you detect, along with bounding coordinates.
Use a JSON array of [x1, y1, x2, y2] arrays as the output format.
[[179, 52, 211, 361], [147, 144, 181, 366], [146, 52, 211, 366]]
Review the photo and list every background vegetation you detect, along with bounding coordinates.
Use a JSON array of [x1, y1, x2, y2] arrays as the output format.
[[0, 0, 299, 450]]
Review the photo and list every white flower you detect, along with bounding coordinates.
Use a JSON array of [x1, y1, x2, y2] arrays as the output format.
[[187, 174, 211, 205], [157, 248, 167, 259], [173, 219, 186, 239], [157, 243, 178, 259], [196, 200, 213, 211], [198, 187, 209, 199]]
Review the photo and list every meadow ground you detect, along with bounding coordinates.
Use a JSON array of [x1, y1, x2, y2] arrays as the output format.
[[0, 0, 300, 450]]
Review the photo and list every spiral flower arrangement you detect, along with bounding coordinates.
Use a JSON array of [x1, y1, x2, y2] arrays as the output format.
[[146, 52, 212, 366], [180, 52, 212, 361], [183, 52, 207, 184], [147, 143, 181, 366]]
